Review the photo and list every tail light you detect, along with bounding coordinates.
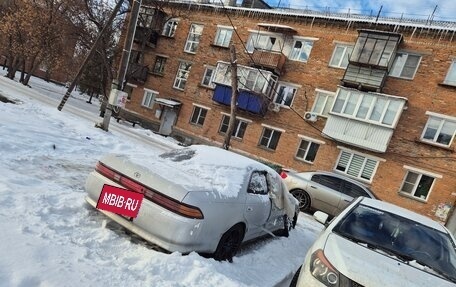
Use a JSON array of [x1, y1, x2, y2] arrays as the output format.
[[280, 170, 288, 179], [95, 161, 204, 219]]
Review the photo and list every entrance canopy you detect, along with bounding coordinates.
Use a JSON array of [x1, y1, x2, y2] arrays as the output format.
[[154, 98, 181, 108]]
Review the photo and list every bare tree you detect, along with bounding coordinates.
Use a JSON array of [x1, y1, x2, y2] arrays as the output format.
[[0, 1, 79, 85]]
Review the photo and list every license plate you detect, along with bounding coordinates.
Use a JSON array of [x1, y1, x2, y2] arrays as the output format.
[[96, 184, 144, 218]]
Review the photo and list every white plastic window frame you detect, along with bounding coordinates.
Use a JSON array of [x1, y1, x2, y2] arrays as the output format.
[[329, 43, 353, 69], [311, 89, 336, 117], [141, 89, 158, 108], [389, 52, 421, 80], [420, 112, 456, 148], [443, 59, 456, 86], [398, 166, 442, 202], [214, 26, 233, 48]]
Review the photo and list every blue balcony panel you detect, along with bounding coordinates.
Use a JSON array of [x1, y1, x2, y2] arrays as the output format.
[[212, 85, 268, 116]]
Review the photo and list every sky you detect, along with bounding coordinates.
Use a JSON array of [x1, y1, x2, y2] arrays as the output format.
[[0, 71, 324, 286], [264, 0, 456, 21]]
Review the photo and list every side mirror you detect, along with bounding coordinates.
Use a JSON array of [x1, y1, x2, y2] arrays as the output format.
[[313, 211, 329, 225]]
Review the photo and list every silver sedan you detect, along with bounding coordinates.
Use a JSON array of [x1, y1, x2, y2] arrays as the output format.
[[85, 145, 299, 261], [280, 170, 378, 217]]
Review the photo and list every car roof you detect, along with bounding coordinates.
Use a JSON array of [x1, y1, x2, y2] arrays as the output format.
[[358, 197, 447, 233], [105, 145, 277, 198], [159, 145, 272, 171]]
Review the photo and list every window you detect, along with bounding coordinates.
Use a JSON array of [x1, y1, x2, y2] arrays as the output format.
[[444, 60, 456, 86], [214, 27, 233, 47], [190, 105, 208, 126], [246, 32, 283, 53], [311, 90, 335, 116], [138, 6, 155, 28], [152, 56, 167, 75], [274, 83, 297, 107], [335, 150, 378, 182], [399, 170, 437, 201], [259, 127, 282, 150], [141, 90, 157, 108], [201, 66, 215, 88], [389, 52, 421, 79], [129, 50, 143, 64], [332, 88, 404, 127], [184, 24, 204, 53], [162, 19, 178, 37], [248, 171, 268, 195], [341, 182, 370, 198], [329, 44, 353, 68], [288, 39, 314, 62], [239, 69, 268, 93], [173, 61, 192, 90], [219, 115, 248, 139], [295, 138, 320, 163], [312, 174, 342, 191], [421, 113, 456, 147]]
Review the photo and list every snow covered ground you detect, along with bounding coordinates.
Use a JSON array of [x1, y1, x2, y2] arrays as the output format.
[[0, 73, 324, 287]]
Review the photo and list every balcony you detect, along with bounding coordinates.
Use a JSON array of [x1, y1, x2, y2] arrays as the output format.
[[134, 26, 159, 48], [341, 30, 403, 93], [250, 49, 287, 75], [212, 84, 269, 116], [127, 63, 148, 83], [349, 30, 402, 70], [341, 64, 388, 92], [322, 87, 407, 153]]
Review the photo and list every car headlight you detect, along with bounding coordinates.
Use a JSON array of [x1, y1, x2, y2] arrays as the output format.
[[310, 249, 339, 287]]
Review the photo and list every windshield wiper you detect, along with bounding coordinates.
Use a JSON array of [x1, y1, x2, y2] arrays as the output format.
[[411, 259, 456, 284], [338, 232, 413, 262]]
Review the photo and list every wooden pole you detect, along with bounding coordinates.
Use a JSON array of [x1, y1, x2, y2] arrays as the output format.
[[223, 44, 239, 150], [57, 0, 124, 111]]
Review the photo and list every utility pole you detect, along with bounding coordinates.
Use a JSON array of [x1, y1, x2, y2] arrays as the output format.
[[99, 0, 142, 131], [57, 0, 125, 111], [223, 44, 239, 150]]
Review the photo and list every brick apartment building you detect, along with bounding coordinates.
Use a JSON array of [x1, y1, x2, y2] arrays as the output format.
[[117, 0, 456, 223]]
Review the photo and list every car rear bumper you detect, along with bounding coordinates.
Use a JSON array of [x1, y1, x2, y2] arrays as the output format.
[[85, 171, 211, 254]]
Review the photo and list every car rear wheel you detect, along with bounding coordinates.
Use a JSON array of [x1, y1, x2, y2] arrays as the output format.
[[213, 224, 245, 262], [291, 189, 311, 212]]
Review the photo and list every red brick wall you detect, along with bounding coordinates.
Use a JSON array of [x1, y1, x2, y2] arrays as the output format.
[[124, 6, 456, 222]]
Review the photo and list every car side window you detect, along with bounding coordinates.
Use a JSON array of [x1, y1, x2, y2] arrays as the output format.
[[316, 175, 342, 192], [342, 181, 370, 198], [248, 171, 268, 195]]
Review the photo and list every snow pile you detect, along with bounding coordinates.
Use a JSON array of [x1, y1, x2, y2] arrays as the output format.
[[0, 75, 323, 287]]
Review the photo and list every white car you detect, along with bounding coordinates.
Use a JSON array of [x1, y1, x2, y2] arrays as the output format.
[[85, 145, 299, 262], [292, 197, 456, 286]]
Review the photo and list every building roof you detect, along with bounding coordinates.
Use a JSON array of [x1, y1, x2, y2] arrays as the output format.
[[163, 1, 456, 33]]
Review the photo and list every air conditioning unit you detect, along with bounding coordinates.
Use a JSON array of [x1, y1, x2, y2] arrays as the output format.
[[304, 112, 318, 122], [268, 102, 280, 112]]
